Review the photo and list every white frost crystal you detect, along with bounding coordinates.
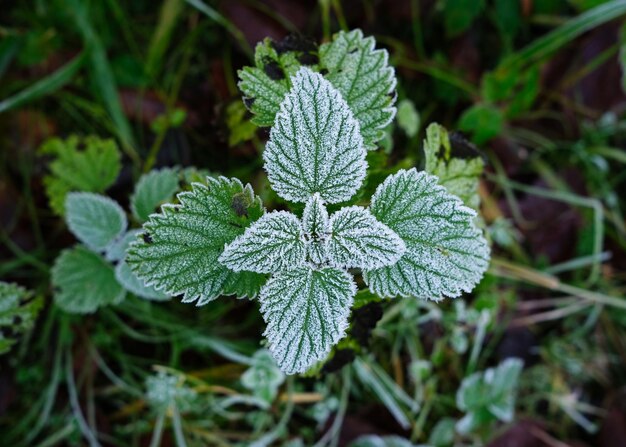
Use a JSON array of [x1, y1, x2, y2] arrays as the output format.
[[328, 206, 405, 270], [220, 211, 307, 274], [259, 267, 356, 374], [264, 67, 366, 204], [364, 169, 490, 300]]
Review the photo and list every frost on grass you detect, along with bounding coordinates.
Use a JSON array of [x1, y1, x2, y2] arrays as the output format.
[[127, 177, 265, 305], [363, 169, 490, 300], [52, 246, 126, 313], [302, 193, 330, 265], [320, 29, 397, 150], [65, 192, 127, 252], [219, 211, 307, 274], [264, 67, 366, 203], [424, 123, 484, 210], [328, 206, 405, 270], [259, 267, 355, 374], [131, 168, 179, 222]]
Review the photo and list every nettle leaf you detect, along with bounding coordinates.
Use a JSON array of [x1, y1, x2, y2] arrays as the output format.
[[0, 282, 43, 355], [131, 168, 179, 222], [320, 29, 397, 150], [40, 136, 121, 215], [424, 123, 484, 210], [66, 192, 127, 252], [364, 169, 490, 300], [260, 267, 356, 374], [264, 67, 366, 203], [238, 36, 318, 127], [219, 211, 307, 274], [328, 206, 405, 270], [105, 229, 141, 262], [302, 193, 330, 264], [52, 246, 126, 313], [127, 177, 264, 305]]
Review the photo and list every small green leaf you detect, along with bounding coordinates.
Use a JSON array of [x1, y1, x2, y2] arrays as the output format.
[[260, 267, 355, 374], [328, 206, 405, 270], [225, 100, 258, 146], [364, 169, 490, 300], [220, 211, 307, 274], [105, 229, 141, 262], [65, 192, 127, 252], [115, 261, 170, 301], [458, 103, 504, 145], [423, 123, 484, 210], [241, 349, 285, 403], [131, 168, 179, 222], [40, 136, 122, 215], [396, 99, 420, 138], [127, 177, 264, 304], [146, 371, 196, 412], [52, 246, 126, 313], [320, 29, 397, 150], [0, 282, 43, 355], [264, 67, 366, 203]]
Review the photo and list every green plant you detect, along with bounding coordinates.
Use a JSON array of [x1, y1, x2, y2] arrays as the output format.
[[127, 31, 490, 375]]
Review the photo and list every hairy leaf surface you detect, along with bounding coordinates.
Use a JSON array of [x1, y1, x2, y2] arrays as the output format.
[[66, 192, 127, 252], [131, 168, 179, 222], [320, 29, 397, 150], [264, 67, 366, 203], [364, 169, 490, 300], [219, 211, 306, 274], [127, 177, 264, 305], [328, 206, 405, 269], [260, 267, 355, 374], [52, 246, 126, 313]]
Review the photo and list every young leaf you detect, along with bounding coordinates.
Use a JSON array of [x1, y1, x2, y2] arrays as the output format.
[[40, 136, 122, 215], [52, 246, 126, 313], [423, 123, 484, 210], [105, 229, 141, 262], [65, 192, 127, 252], [241, 349, 286, 403], [363, 169, 490, 300], [131, 168, 179, 222], [319, 29, 397, 150], [219, 211, 307, 274], [127, 177, 264, 305], [264, 67, 366, 204], [327, 206, 406, 269], [302, 193, 330, 264], [0, 282, 43, 355], [458, 104, 503, 145], [396, 99, 420, 138], [115, 261, 170, 301], [259, 267, 356, 374]]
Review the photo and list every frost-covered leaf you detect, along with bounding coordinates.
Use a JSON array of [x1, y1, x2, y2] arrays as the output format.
[[424, 123, 484, 210], [264, 67, 366, 203], [328, 206, 405, 269], [456, 358, 523, 434], [115, 261, 169, 301], [397, 99, 420, 138], [219, 211, 306, 274], [364, 169, 490, 300], [131, 168, 179, 222], [105, 229, 141, 262], [260, 267, 355, 374], [127, 177, 264, 305], [241, 349, 285, 403], [0, 282, 43, 355], [52, 246, 126, 313], [146, 371, 197, 413], [65, 192, 127, 252], [302, 193, 330, 264], [320, 29, 397, 150], [40, 136, 121, 215], [238, 36, 318, 127]]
